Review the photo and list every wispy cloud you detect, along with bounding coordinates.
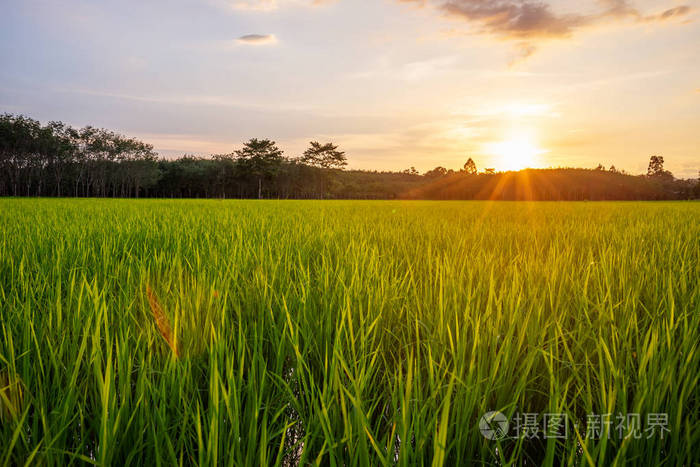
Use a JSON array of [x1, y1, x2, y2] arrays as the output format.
[[53, 87, 317, 112], [225, 0, 336, 11], [348, 55, 461, 81], [231, 0, 278, 11], [398, 0, 693, 58], [642, 5, 692, 22], [236, 34, 278, 45]]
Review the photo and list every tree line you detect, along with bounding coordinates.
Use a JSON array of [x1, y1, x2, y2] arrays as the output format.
[[0, 114, 349, 199], [1, 113, 698, 200]]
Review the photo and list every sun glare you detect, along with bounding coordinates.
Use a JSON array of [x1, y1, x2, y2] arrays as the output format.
[[484, 132, 546, 171]]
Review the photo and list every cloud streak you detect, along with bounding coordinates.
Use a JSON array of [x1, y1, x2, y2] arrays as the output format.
[[227, 0, 335, 11], [236, 34, 278, 45], [399, 0, 693, 56]]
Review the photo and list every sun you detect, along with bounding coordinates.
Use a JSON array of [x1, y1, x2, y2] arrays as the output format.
[[484, 132, 546, 171]]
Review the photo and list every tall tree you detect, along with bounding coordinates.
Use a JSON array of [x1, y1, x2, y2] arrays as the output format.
[[463, 158, 477, 175], [299, 142, 347, 197], [235, 138, 285, 199], [647, 155, 665, 177], [43, 121, 76, 197], [300, 141, 347, 169], [425, 166, 448, 178]]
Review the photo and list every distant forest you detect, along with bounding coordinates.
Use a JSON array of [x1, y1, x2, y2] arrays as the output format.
[[1, 113, 698, 200]]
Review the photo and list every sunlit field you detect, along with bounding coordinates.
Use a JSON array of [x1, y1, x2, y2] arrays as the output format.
[[1, 199, 698, 465]]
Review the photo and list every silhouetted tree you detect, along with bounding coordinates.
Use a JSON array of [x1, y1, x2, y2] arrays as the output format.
[[647, 155, 665, 177], [44, 121, 77, 196], [298, 141, 347, 197], [300, 141, 346, 169], [425, 166, 448, 178], [235, 138, 284, 199], [463, 158, 477, 175]]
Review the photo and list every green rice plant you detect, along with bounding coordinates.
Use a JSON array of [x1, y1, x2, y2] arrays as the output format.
[[0, 199, 697, 465]]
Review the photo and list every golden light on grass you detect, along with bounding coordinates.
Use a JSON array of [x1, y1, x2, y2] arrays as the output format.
[[0, 371, 24, 422], [146, 285, 179, 358]]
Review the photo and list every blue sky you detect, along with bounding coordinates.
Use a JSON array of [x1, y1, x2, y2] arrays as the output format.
[[1, 0, 699, 176]]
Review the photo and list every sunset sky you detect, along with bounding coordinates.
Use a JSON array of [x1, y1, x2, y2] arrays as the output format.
[[1, 0, 698, 176]]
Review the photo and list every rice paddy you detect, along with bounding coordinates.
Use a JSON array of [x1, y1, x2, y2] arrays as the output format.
[[0, 199, 698, 465]]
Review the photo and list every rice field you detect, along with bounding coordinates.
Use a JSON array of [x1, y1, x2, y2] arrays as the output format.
[[0, 199, 698, 465]]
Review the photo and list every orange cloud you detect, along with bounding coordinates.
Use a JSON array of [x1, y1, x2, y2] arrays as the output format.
[[398, 0, 693, 55]]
